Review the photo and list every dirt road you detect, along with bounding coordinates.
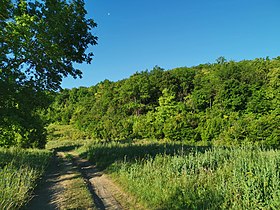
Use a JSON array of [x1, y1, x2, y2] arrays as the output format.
[[25, 151, 139, 210], [24, 154, 62, 210]]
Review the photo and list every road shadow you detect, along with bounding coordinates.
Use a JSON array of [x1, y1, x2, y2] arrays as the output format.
[[23, 155, 61, 210], [79, 142, 212, 170], [53, 144, 83, 152]]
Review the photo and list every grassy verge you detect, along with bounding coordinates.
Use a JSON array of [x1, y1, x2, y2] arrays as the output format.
[[79, 142, 280, 209], [0, 147, 52, 210]]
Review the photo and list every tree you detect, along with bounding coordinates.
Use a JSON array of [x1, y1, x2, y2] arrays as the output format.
[[1, 0, 97, 90], [119, 71, 152, 116], [0, 0, 97, 147]]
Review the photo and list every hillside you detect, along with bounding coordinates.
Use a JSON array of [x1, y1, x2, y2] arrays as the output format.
[[49, 57, 280, 147]]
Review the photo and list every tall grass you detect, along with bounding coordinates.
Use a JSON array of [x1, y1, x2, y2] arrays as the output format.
[[46, 124, 92, 151], [0, 147, 52, 209], [81, 142, 280, 209]]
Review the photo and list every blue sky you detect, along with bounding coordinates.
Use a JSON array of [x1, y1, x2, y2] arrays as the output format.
[[62, 0, 280, 89]]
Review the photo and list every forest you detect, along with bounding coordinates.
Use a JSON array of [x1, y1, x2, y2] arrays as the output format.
[[49, 57, 280, 147]]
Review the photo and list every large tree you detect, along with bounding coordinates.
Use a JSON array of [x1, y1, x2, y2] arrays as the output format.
[[0, 0, 97, 147]]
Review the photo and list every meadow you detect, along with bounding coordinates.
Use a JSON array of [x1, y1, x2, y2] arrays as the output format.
[[2, 123, 279, 210], [79, 141, 280, 210], [0, 147, 52, 210]]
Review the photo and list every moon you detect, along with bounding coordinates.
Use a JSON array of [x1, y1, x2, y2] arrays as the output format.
[[107, 12, 111, 16]]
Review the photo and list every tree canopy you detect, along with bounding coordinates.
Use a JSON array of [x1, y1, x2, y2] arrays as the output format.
[[49, 58, 280, 148], [0, 0, 97, 148]]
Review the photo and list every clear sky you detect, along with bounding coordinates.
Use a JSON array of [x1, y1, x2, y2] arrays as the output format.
[[61, 0, 280, 89]]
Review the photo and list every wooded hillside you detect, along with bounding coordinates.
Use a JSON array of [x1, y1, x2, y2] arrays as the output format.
[[49, 57, 280, 147]]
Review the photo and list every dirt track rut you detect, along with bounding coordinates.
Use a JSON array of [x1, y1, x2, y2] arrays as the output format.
[[72, 155, 124, 210], [26, 152, 127, 210]]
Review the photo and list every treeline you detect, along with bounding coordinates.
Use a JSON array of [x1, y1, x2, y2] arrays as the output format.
[[49, 57, 280, 147]]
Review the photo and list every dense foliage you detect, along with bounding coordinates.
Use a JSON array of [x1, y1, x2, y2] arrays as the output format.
[[50, 57, 280, 147], [0, 0, 97, 147]]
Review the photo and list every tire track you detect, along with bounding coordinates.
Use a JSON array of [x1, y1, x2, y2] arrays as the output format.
[[71, 155, 124, 210]]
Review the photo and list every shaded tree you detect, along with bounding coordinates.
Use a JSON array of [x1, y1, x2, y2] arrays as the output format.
[[0, 0, 97, 147]]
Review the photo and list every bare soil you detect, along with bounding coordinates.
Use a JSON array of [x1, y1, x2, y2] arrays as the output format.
[[23, 154, 63, 210], [24, 151, 142, 210]]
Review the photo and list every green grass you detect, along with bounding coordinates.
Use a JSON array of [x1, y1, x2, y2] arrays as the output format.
[[77, 140, 209, 170], [46, 124, 93, 151], [79, 142, 280, 210], [0, 147, 52, 210], [47, 123, 90, 141]]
